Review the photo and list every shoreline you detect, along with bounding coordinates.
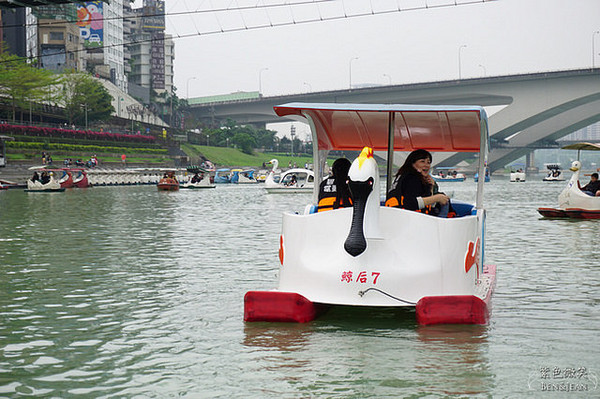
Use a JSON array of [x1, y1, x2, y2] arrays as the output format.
[[0, 162, 172, 185]]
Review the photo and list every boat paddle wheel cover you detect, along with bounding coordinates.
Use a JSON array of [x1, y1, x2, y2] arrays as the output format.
[[344, 177, 373, 257]]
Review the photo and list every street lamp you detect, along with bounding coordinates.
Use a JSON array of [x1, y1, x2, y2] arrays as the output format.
[[118, 97, 123, 117], [259, 68, 269, 95], [478, 64, 486, 77], [290, 125, 296, 157], [593, 30, 600, 68], [206, 134, 209, 146], [383, 73, 391, 85], [226, 138, 229, 147], [349, 57, 359, 89], [83, 104, 88, 129], [458, 45, 467, 79], [186, 77, 197, 99]]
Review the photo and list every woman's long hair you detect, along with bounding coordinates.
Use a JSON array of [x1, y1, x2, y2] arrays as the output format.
[[395, 149, 433, 187], [332, 157, 352, 207]]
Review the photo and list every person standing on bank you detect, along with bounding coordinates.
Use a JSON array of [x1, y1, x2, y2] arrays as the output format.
[[385, 149, 449, 216]]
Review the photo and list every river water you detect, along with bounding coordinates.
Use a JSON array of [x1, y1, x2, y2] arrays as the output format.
[[1, 178, 598, 398]]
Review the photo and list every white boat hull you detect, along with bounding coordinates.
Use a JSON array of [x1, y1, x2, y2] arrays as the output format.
[[432, 173, 466, 182], [180, 176, 215, 189], [510, 172, 526, 182], [264, 186, 313, 194], [559, 180, 600, 211], [278, 207, 484, 307], [26, 178, 62, 191]]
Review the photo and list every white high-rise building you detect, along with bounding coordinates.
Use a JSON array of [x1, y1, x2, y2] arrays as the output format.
[[25, 8, 38, 61], [77, 0, 127, 92], [103, 0, 127, 92], [124, 0, 174, 97]]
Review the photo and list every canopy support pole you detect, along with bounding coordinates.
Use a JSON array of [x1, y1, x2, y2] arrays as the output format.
[[476, 117, 488, 209], [386, 112, 396, 193]]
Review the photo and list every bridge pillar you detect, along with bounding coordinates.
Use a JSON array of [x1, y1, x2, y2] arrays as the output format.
[[526, 151, 537, 174]]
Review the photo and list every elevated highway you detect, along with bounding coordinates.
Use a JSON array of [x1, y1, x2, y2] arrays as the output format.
[[188, 69, 600, 171]]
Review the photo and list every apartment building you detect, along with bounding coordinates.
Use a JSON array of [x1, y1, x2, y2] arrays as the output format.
[[125, 0, 174, 99]]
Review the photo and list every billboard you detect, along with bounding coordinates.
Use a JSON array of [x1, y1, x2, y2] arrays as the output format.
[[77, 1, 103, 49], [151, 31, 165, 90], [143, 0, 165, 31]]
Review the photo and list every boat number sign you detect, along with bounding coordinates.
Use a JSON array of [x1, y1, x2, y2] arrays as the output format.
[[341, 271, 381, 284]]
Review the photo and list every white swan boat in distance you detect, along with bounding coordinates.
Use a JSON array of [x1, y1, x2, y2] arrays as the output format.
[[245, 103, 496, 325], [180, 166, 215, 189], [264, 158, 314, 193], [537, 142, 600, 219]]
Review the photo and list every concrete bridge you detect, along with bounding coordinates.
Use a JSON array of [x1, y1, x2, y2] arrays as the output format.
[[188, 68, 600, 171]]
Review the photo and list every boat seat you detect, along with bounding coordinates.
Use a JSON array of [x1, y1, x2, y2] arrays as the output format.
[[309, 200, 475, 217], [307, 204, 318, 214], [451, 200, 476, 217]]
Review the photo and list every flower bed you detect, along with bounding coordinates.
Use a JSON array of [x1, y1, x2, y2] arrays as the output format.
[[0, 124, 156, 144]]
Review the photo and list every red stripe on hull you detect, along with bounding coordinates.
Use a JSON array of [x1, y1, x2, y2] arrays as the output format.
[[565, 208, 600, 219], [537, 207, 568, 218], [244, 291, 324, 323]]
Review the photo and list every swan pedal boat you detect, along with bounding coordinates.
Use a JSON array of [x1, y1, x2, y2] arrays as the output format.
[[542, 164, 565, 182], [432, 167, 466, 182], [25, 166, 90, 189], [537, 143, 600, 219], [25, 176, 65, 192], [245, 103, 496, 325], [231, 169, 259, 184], [180, 167, 215, 189], [214, 168, 232, 184], [56, 168, 91, 188], [25, 166, 66, 192], [264, 159, 314, 193]]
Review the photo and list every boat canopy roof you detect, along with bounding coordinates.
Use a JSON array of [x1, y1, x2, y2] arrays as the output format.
[[561, 142, 600, 151], [186, 165, 210, 173], [274, 102, 488, 152], [274, 102, 489, 209]]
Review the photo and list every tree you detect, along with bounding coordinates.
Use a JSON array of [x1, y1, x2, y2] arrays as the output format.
[[61, 70, 114, 126], [232, 132, 256, 154], [0, 47, 57, 121], [279, 136, 291, 153], [254, 126, 277, 150]]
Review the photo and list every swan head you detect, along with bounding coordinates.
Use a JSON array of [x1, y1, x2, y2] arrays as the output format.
[[570, 160, 581, 172], [344, 147, 380, 257]]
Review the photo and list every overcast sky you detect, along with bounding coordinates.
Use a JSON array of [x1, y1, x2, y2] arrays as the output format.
[[153, 0, 600, 95], [133, 0, 600, 136]]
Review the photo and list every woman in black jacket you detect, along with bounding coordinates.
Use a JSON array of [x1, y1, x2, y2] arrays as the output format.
[[385, 149, 449, 215]]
